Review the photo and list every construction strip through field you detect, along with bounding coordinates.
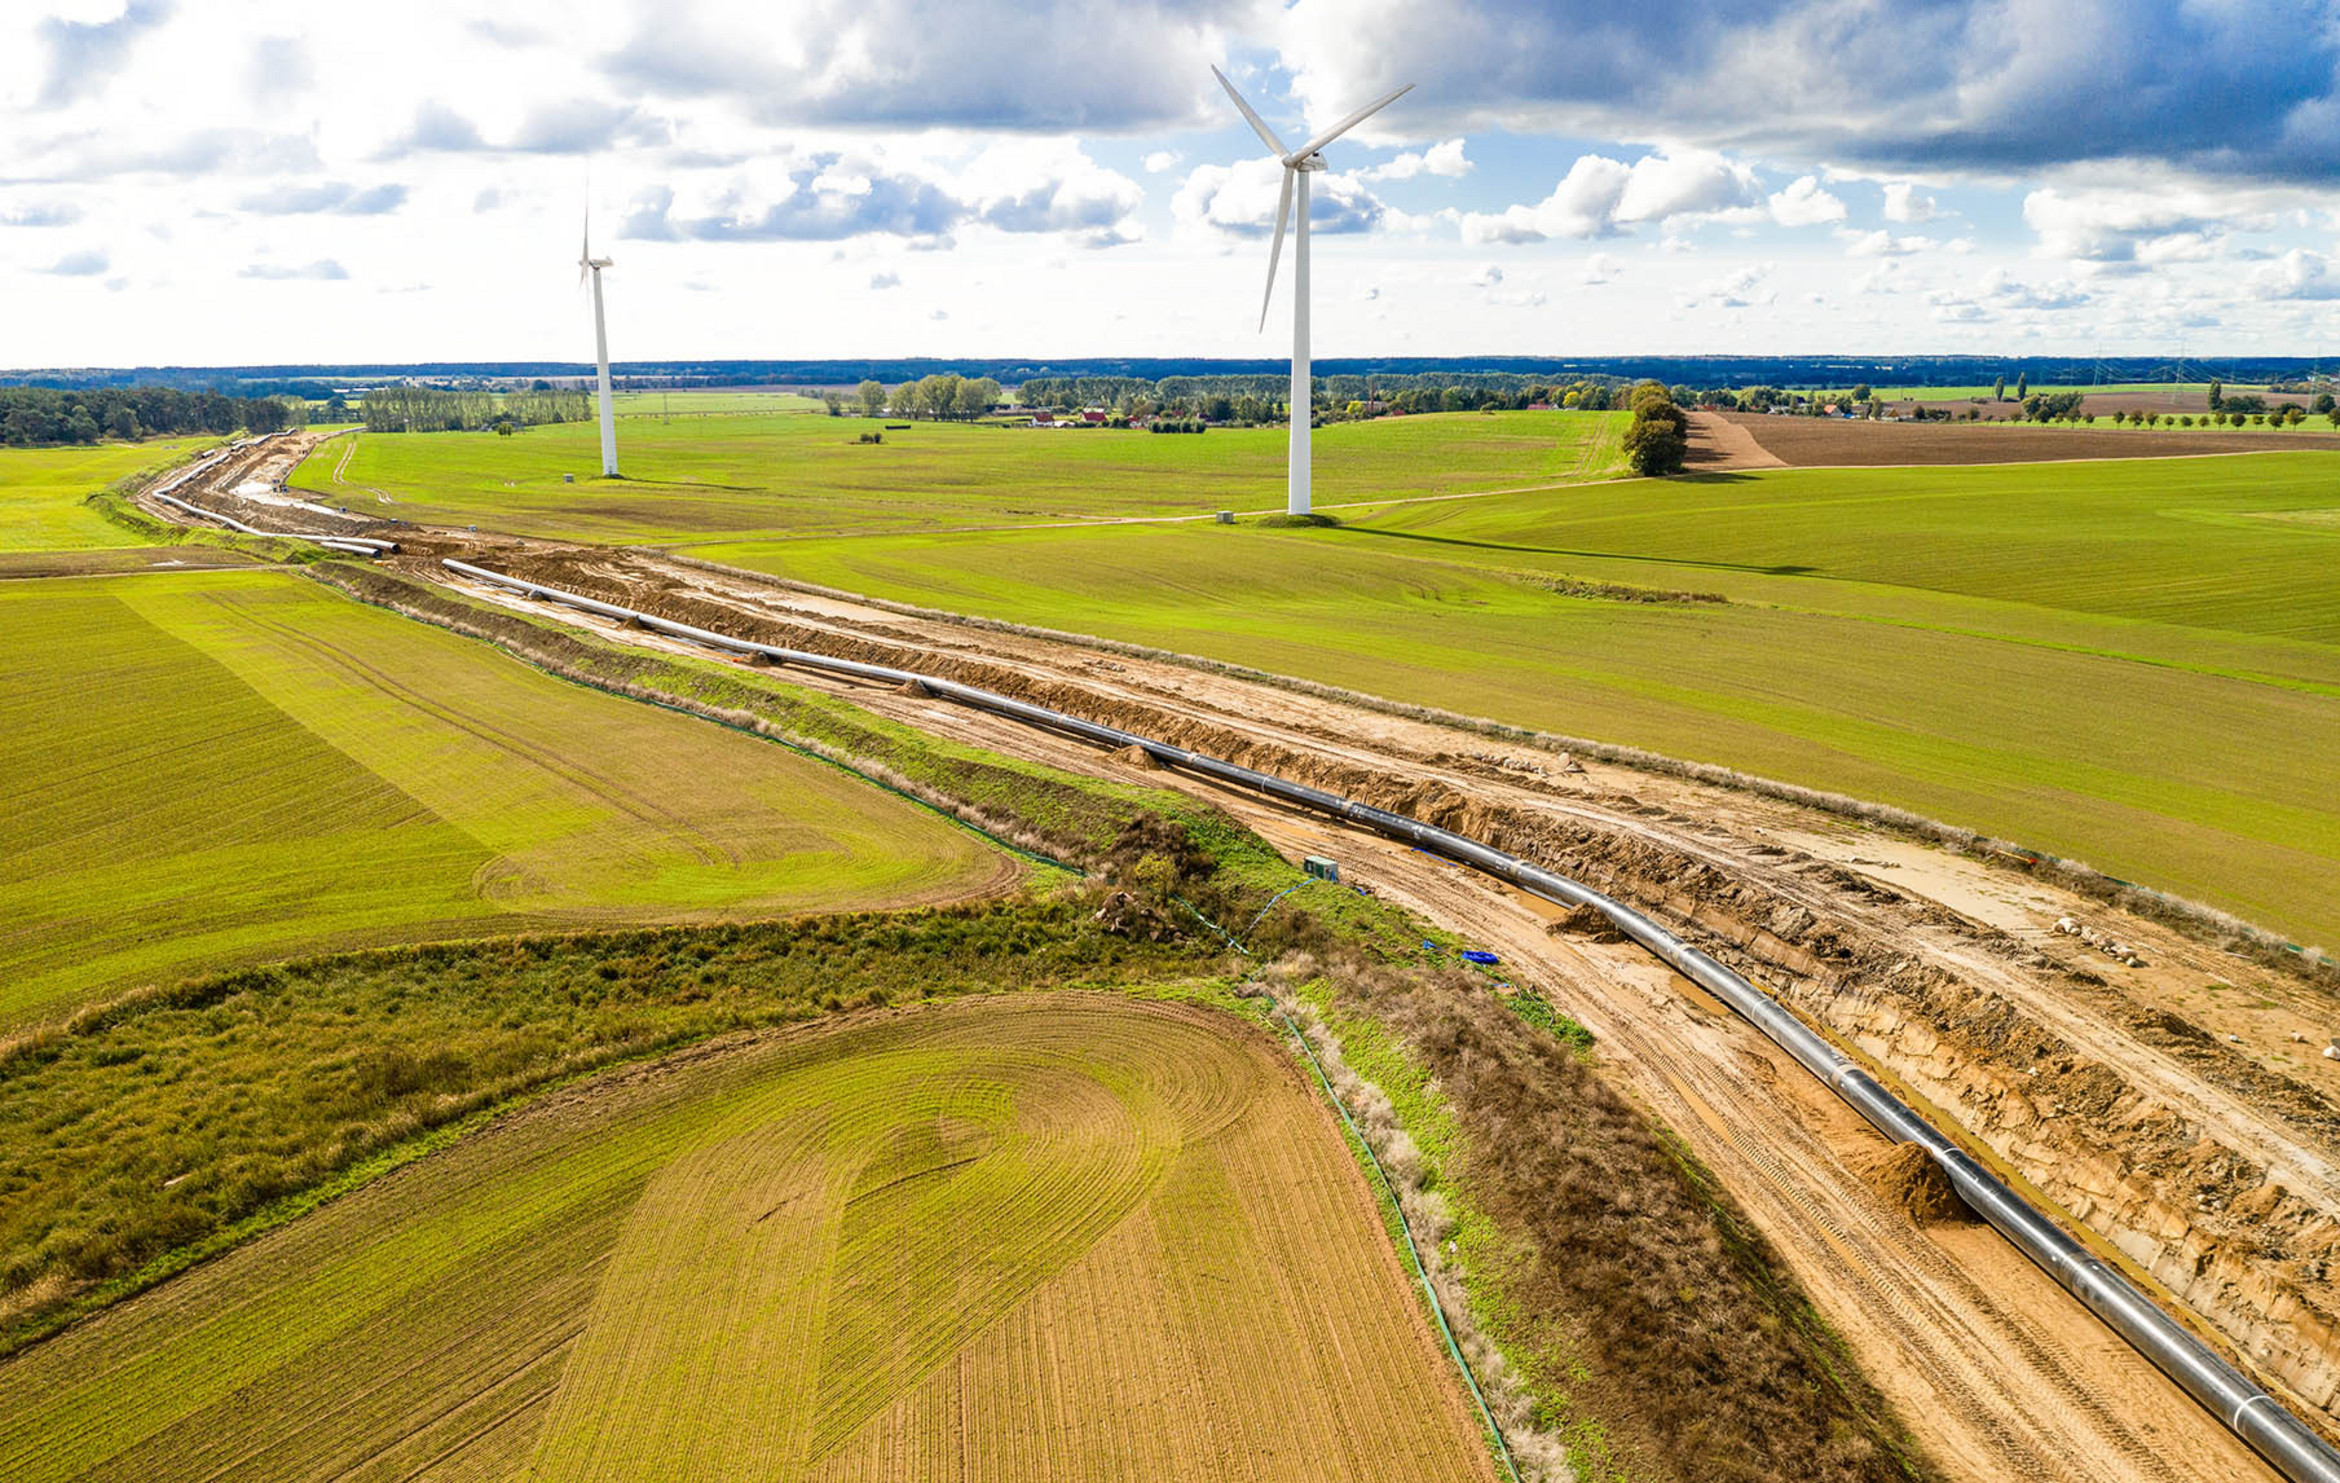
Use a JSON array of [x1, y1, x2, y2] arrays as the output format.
[[440, 555, 2340, 1483], [145, 434, 398, 556]]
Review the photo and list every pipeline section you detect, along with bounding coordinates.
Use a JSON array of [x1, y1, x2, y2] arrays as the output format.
[[440, 557, 2340, 1483], [145, 435, 397, 556], [150, 489, 394, 555]]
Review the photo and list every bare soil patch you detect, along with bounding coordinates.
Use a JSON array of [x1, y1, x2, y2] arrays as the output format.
[[1683, 410, 1787, 472], [1723, 410, 2340, 467]]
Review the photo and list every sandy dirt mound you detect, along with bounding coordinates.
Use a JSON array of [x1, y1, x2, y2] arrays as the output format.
[[1857, 1144, 1973, 1224]]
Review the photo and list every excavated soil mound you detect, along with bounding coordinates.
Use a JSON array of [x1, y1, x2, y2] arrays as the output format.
[[1116, 743, 1161, 769], [1859, 1143, 1972, 1224], [1549, 903, 1627, 943]]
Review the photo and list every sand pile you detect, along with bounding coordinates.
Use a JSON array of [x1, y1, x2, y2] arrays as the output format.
[[1860, 1143, 1972, 1224]]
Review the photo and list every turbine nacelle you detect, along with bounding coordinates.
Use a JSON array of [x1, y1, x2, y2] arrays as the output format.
[[577, 210, 613, 285]]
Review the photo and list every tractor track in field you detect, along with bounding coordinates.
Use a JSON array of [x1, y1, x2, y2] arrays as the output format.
[[337, 531, 2340, 1483]]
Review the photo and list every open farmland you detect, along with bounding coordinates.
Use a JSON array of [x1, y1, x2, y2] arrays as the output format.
[[0, 567, 1015, 1027], [0, 994, 1496, 1483], [695, 450, 2340, 946], [0, 438, 211, 552], [1721, 410, 2340, 465], [287, 409, 1629, 543]]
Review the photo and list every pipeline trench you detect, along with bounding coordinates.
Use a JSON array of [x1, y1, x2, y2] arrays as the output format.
[[126, 460, 2340, 1482]]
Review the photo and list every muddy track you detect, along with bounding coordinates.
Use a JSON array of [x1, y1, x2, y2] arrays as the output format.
[[347, 535, 2340, 1480]]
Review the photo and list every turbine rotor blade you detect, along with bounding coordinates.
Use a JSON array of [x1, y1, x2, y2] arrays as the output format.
[[1286, 82, 1414, 164], [1258, 165, 1294, 332], [1212, 65, 1289, 157]]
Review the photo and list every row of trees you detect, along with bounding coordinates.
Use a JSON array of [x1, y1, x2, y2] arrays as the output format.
[[821, 375, 1005, 420], [1014, 371, 1635, 424], [0, 386, 307, 447], [360, 385, 594, 433]]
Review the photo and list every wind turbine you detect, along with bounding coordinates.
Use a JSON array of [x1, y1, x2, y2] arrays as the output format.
[[1212, 66, 1411, 517], [577, 207, 618, 477]]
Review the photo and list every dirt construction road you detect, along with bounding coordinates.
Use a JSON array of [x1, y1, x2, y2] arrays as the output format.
[[372, 535, 2340, 1483]]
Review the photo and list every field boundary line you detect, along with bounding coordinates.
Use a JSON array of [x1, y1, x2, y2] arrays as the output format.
[[652, 551, 2338, 986]]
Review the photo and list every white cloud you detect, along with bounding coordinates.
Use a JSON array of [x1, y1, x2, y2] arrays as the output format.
[[1174, 158, 1385, 238], [1363, 138, 1472, 182], [1681, 262, 1773, 309], [2022, 179, 2281, 262], [1882, 182, 1937, 223], [1459, 149, 1759, 244], [239, 259, 348, 280], [610, 0, 1242, 132], [1768, 175, 1845, 227], [1472, 263, 1503, 288], [869, 270, 901, 289], [1142, 150, 1180, 173], [1842, 229, 1934, 257], [2255, 248, 2340, 300], [0, 200, 82, 227], [622, 141, 1144, 247]]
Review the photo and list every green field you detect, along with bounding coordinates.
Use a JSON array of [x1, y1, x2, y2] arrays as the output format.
[[694, 452, 2340, 946], [0, 568, 1013, 1026], [607, 389, 825, 415], [0, 439, 210, 552], [289, 410, 1629, 544], [0, 994, 1491, 1482]]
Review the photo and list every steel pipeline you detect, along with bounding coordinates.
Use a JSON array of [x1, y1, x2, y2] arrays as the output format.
[[151, 490, 396, 555], [439, 556, 2340, 1483]]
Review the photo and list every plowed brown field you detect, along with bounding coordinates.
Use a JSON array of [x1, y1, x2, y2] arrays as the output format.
[[1715, 409, 2340, 465], [0, 995, 1496, 1483]]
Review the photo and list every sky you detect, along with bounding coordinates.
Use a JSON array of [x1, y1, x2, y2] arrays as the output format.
[[4, 0, 2340, 367]]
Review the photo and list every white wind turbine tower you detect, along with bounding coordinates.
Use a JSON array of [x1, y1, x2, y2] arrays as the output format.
[[1212, 66, 1412, 517], [577, 207, 619, 477]]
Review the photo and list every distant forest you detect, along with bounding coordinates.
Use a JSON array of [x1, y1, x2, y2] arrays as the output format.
[[0, 386, 307, 447], [4, 354, 2329, 398]]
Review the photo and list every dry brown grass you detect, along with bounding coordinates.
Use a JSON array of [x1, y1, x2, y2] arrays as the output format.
[[1310, 951, 1935, 1483]]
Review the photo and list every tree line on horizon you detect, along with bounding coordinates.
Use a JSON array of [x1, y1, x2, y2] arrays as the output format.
[[0, 386, 309, 448], [358, 386, 594, 434]]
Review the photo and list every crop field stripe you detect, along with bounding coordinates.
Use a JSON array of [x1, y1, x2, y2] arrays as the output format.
[[0, 996, 1498, 1482], [0, 568, 1016, 1025], [328, 569, 1085, 877]]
